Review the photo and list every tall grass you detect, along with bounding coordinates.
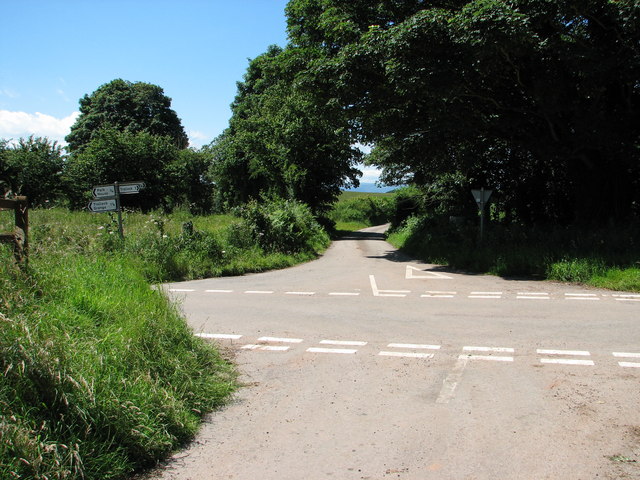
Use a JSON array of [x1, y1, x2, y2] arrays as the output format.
[[0, 200, 330, 479], [0, 246, 236, 479], [328, 192, 394, 232]]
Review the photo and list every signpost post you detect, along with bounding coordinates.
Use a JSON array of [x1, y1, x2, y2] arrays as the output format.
[[89, 181, 145, 239], [471, 188, 492, 242]]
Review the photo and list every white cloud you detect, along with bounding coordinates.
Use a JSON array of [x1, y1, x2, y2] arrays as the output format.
[[360, 166, 382, 183], [187, 130, 211, 149], [0, 110, 79, 145]]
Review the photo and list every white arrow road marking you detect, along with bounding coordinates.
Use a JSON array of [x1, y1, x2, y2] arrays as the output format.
[[369, 275, 410, 297], [405, 265, 453, 280]]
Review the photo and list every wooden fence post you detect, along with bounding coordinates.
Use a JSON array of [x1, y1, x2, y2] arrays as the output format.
[[0, 196, 29, 266]]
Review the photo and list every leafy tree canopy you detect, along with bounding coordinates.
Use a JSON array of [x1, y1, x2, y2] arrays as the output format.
[[1, 136, 64, 206], [285, 0, 640, 225], [66, 79, 188, 153], [206, 45, 362, 213]]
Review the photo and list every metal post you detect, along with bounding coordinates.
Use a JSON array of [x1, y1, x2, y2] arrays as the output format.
[[114, 181, 124, 240], [479, 187, 485, 242]]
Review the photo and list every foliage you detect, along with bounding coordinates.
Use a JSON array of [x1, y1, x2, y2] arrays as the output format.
[[328, 191, 393, 230], [206, 45, 362, 214], [239, 198, 330, 254], [387, 213, 640, 290], [0, 136, 65, 206], [286, 0, 640, 226], [63, 130, 211, 212], [0, 246, 235, 479], [66, 79, 188, 153]]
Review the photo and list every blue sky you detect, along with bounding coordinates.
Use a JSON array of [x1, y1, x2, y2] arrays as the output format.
[[0, 0, 381, 184]]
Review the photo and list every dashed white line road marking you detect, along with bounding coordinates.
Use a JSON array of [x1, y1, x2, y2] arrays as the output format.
[[205, 289, 233, 293], [379, 351, 435, 359], [517, 292, 550, 300], [306, 347, 358, 355], [286, 291, 315, 296], [540, 358, 595, 366], [320, 340, 368, 346], [613, 352, 640, 368], [388, 343, 441, 350], [329, 292, 360, 296], [613, 352, 640, 358], [461, 354, 514, 362], [463, 346, 515, 353], [538, 348, 594, 366], [257, 336, 304, 344], [618, 362, 640, 368], [565, 293, 599, 301], [422, 291, 456, 298], [195, 333, 242, 340], [245, 290, 274, 294], [537, 349, 591, 356], [469, 292, 502, 299], [242, 344, 290, 351]]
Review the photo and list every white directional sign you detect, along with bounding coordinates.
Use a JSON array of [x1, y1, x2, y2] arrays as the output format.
[[118, 182, 145, 194], [471, 189, 492, 207], [93, 185, 116, 198], [88, 199, 118, 213]]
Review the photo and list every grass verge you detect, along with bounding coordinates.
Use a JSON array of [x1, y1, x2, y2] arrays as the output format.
[[387, 216, 640, 291]]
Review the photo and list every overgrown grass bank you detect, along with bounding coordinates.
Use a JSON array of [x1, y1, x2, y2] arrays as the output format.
[[0, 246, 236, 479], [0, 199, 330, 479], [387, 216, 640, 291]]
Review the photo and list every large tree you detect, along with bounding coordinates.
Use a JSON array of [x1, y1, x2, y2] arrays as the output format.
[[207, 45, 361, 213], [1, 136, 64, 206], [66, 79, 188, 153], [286, 0, 640, 225]]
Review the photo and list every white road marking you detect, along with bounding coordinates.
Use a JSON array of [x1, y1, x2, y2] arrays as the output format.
[[517, 293, 550, 300], [422, 291, 456, 298], [306, 347, 358, 354], [537, 349, 591, 356], [613, 294, 640, 298], [329, 292, 360, 296], [195, 333, 242, 340], [286, 291, 315, 296], [540, 358, 595, 366], [616, 298, 640, 302], [436, 356, 469, 404], [379, 351, 435, 359], [463, 346, 515, 353], [169, 288, 195, 292], [388, 343, 441, 350], [461, 354, 514, 362], [245, 290, 274, 294], [613, 352, 640, 358], [565, 293, 599, 301], [320, 340, 368, 346], [205, 289, 233, 293], [618, 362, 640, 368], [257, 336, 304, 344], [468, 292, 502, 299], [405, 265, 453, 280], [369, 275, 410, 297], [241, 344, 290, 351]]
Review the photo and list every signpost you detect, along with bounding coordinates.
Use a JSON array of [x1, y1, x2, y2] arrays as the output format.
[[88, 181, 145, 239], [471, 188, 492, 241]]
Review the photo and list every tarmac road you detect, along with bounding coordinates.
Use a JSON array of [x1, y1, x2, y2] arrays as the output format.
[[148, 225, 640, 480]]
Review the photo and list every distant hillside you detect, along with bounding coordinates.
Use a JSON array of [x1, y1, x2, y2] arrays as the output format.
[[344, 182, 397, 193]]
